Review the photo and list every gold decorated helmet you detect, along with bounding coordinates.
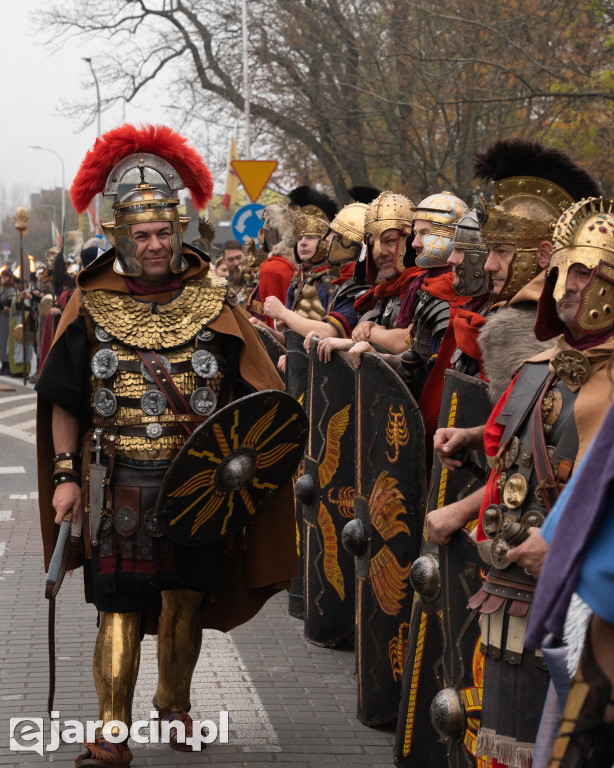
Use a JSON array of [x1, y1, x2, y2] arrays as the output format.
[[474, 139, 602, 302], [288, 186, 338, 266], [364, 191, 414, 278], [70, 124, 214, 278], [411, 191, 469, 269], [327, 202, 367, 266], [536, 198, 614, 339]]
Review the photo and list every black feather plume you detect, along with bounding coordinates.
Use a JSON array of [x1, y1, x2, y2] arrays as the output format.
[[473, 138, 601, 201], [347, 185, 381, 204], [288, 185, 338, 222]]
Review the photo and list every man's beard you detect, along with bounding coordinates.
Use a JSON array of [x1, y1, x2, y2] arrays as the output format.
[[556, 296, 579, 325]]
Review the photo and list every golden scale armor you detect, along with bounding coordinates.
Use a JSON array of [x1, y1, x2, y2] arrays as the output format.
[[83, 273, 230, 461]]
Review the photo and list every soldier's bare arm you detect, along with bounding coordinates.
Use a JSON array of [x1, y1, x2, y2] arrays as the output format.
[[263, 295, 338, 340], [433, 425, 486, 470], [360, 324, 409, 354], [350, 320, 375, 343], [426, 486, 485, 546], [51, 404, 82, 525]]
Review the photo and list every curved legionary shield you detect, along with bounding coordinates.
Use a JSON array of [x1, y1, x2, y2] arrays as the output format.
[[156, 390, 308, 546], [254, 324, 286, 374], [297, 341, 356, 647], [285, 331, 312, 618], [394, 370, 491, 768], [345, 352, 426, 727]]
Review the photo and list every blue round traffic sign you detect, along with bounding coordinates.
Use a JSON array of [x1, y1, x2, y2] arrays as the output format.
[[231, 204, 265, 245]]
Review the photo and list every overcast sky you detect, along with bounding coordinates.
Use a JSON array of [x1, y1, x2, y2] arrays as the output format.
[[2, 1, 225, 210]]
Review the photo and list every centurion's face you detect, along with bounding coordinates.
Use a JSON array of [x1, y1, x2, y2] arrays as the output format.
[[130, 221, 174, 281], [485, 242, 516, 296], [556, 263, 594, 325]]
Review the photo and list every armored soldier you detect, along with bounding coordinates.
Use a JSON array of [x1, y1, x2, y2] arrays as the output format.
[[320, 190, 418, 363], [434, 197, 614, 768], [397, 141, 601, 768], [267, 200, 370, 345], [36, 125, 298, 767]]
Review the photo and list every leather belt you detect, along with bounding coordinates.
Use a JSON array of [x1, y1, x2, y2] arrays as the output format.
[[119, 424, 196, 438]]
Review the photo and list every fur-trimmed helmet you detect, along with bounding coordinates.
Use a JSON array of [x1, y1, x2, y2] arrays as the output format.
[[70, 124, 214, 277], [411, 191, 469, 269]]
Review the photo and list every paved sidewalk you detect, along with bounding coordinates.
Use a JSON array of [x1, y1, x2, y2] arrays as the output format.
[[0, 490, 396, 767]]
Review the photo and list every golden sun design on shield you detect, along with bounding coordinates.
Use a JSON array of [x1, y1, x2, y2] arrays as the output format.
[[167, 402, 299, 539]]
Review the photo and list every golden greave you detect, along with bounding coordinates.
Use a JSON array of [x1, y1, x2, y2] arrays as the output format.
[[93, 612, 141, 730], [154, 589, 203, 712]]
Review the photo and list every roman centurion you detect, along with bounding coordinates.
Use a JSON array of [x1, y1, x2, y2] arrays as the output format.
[[36, 124, 301, 768]]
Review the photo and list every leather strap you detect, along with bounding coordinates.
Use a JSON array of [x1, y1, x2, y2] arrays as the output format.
[[531, 373, 561, 512], [498, 363, 552, 448], [137, 350, 193, 437]]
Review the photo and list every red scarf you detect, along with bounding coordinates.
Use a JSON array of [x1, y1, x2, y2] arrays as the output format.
[[354, 266, 422, 314], [332, 261, 356, 286]]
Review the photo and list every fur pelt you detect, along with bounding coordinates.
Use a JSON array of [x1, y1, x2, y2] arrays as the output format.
[[264, 202, 296, 262], [478, 303, 554, 403], [563, 593, 592, 678]]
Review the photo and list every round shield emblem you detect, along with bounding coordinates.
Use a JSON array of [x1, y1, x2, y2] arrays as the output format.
[[190, 387, 217, 416], [141, 389, 168, 416], [140, 354, 171, 383], [95, 326, 114, 343], [94, 388, 118, 417], [146, 422, 163, 439], [155, 390, 309, 546], [91, 349, 119, 380], [197, 328, 215, 343], [191, 350, 218, 379]]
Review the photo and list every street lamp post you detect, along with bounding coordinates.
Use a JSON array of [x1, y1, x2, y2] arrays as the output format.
[[29, 146, 66, 249], [83, 57, 102, 234]]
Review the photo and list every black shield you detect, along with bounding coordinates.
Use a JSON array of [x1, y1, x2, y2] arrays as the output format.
[[156, 390, 308, 546], [254, 324, 286, 374], [394, 370, 491, 768], [285, 330, 311, 618], [299, 342, 357, 647], [349, 352, 427, 727]]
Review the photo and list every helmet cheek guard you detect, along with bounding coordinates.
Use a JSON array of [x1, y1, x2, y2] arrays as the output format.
[[412, 191, 469, 269], [537, 197, 614, 338]]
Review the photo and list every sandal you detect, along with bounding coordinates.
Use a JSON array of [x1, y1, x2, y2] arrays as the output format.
[[75, 737, 133, 767], [156, 706, 203, 752]]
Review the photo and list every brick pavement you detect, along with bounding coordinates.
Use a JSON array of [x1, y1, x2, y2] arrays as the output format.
[[0, 488, 396, 767]]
